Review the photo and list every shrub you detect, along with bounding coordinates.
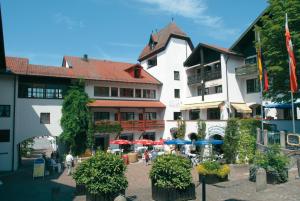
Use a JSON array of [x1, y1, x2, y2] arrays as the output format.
[[73, 152, 128, 195], [223, 118, 239, 163], [196, 161, 230, 178], [150, 154, 192, 190], [250, 145, 289, 183]]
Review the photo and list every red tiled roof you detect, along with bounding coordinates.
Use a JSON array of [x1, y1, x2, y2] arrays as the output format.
[[89, 100, 166, 108], [5, 56, 161, 85], [138, 22, 193, 61]]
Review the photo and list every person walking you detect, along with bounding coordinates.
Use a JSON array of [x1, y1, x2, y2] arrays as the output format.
[[65, 152, 74, 175], [144, 150, 150, 166]]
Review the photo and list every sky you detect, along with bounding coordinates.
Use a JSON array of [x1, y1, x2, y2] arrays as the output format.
[[2, 0, 268, 66]]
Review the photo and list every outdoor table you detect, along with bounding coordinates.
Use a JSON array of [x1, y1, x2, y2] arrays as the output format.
[[127, 152, 138, 163]]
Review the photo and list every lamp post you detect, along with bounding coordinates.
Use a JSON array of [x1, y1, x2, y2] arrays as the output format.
[[201, 175, 206, 201]]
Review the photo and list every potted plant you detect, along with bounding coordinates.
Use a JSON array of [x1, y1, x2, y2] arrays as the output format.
[[73, 151, 128, 201], [196, 161, 230, 184], [72, 159, 89, 195], [150, 154, 196, 201], [249, 145, 289, 184]]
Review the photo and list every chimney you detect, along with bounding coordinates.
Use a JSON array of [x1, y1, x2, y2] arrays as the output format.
[[82, 54, 88, 61]]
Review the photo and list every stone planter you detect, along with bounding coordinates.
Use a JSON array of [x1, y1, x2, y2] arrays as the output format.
[[75, 184, 85, 195], [151, 182, 196, 201], [199, 174, 228, 184], [86, 190, 125, 201]]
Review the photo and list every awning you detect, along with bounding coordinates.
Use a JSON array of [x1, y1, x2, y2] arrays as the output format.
[[180, 101, 222, 110], [89, 100, 166, 108], [264, 102, 300, 109], [231, 103, 252, 113]]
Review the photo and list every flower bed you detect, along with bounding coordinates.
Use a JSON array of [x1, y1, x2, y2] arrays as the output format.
[[196, 161, 230, 184]]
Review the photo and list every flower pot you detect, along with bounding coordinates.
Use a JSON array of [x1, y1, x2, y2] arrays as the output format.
[[151, 182, 196, 201], [199, 174, 228, 184], [86, 190, 125, 201], [75, 183, 85, 195]]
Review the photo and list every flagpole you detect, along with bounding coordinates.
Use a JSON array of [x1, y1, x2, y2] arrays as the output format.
[[290, 91, 296, 133]]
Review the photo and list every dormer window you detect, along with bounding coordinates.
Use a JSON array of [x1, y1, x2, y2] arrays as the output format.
[[147, 56, 157, 68], [134, 67, 141, 78], [150, 42, 155, 50]]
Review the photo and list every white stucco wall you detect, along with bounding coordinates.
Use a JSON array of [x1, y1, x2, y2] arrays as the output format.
[[0, 75, 15, 171]]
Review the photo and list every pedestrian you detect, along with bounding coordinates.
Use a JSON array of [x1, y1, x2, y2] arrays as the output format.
[[65, 151, 74, 175], [144, 150, 150, 165]]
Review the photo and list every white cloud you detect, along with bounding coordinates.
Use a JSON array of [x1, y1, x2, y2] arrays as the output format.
[[54, 13, 84, 29], [136, 0, 237, 41]]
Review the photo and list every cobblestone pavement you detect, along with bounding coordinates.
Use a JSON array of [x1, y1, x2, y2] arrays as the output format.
[[1, 154, 300, 201]]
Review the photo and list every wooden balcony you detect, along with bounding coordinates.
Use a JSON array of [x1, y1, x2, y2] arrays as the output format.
[[235, 64, 258, 77], [95, 120, 165, 132], [188, 71, 222, 85]]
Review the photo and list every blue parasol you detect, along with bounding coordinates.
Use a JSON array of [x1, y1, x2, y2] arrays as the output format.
[[194, 140, 224, 146], [164, 139, 192, 145]]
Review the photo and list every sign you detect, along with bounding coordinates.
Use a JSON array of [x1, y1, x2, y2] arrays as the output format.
[[287, 133, 300, 146], [33, 158, 45, 179]]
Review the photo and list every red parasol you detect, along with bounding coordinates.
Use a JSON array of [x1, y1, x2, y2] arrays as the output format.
[[132, 139, 154, 146], [153, 139, 165, 145], [110, 139, 132, 145]]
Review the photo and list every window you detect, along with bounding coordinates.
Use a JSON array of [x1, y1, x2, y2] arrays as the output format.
[[134, 68, 141, 78], [94, 112, 110, 121], [197, 86, 203, 96], [135, 89, 142, 98], [145, 112, 157, 120], [207, 108, 220, 120], [143, 89, 156, 99], [214, 63, 221, 71], [94, 86, 109, 97], [205, 88, 209, 95], [189, 110, 200, 120], [40, 113, 50, 124], [31, 84, 44, 98], [0, 130, 10, 142], [121, 112, 135, 120], [173, 112, 181, 120], [120, 88, 134, 97], [174, 71, 180, 80], [246, 78, 260, 93], [111, 87, 118, 97], [174, 89, 180, 98], [245, 55, 257, 65], [143, 132, 155, 140], [147, 56, 157, 68], [215, 85, 222, 93], [0, 105, 10, 117]]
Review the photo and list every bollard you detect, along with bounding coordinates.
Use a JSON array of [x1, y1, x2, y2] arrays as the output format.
[[263, 130, 268, 146], [297, 158, 300, 178], [280, 131, 286, 149], [256, 168, 267, 192], [257, 128, 261, 144], [201, 175, 206, 201]]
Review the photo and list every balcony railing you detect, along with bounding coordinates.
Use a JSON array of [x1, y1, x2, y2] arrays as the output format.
[[188, 71, 221, 85], [95, 120, 165, 131], [235, 64, 258, 77]]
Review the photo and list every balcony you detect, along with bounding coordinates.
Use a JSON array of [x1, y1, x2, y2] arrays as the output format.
[[188, 71, 221, 85], [95, 120, 165, 132], [235, 64, 258, 77]]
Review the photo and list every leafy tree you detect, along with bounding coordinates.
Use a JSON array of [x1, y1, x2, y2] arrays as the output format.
[[223, 118, 239, 163], [176, 118, 186, 139], [260, 0, 300, 102], [60, 80, 94, 155], [197, 120, 206, 140]]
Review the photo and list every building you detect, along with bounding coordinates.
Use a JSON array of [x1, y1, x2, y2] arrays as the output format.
[[0, 55, 166, 171]]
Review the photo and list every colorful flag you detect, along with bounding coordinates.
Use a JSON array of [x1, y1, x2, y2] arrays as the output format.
[[285, 14, 298, 93], [256, 31, 269, 91]]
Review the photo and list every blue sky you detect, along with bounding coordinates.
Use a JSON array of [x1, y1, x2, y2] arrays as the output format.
[[2, 0, 268, 66]]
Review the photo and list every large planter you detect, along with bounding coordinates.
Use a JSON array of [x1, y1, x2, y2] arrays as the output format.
[[266, 170, 288, 184], [151, 182, 196, 201], [75, 184, 86, 195], [86, 190, 125, 201], [199, 174, 228, 184]]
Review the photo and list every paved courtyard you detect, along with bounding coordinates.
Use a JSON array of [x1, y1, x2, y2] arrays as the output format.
[[0, 143, 299, 201]]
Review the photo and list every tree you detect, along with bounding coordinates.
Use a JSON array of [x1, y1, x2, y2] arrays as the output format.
[[260, 0, 300, 102], [197, 120, 206, 140], [60, 80, 94, 155], [176, 118, 186, 139], [223, 118, 239, 164]]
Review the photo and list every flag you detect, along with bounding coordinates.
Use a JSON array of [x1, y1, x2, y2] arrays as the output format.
[[256, 30, 269, 91], [285, 14, 298, 93]]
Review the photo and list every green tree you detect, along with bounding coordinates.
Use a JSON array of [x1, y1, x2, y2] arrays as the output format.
[[60, 80, 94, 155], [260, 0, 300, 102], [197, 120, 206, 140], [176, 118, 186, 139], [223, 119, 239, 164]]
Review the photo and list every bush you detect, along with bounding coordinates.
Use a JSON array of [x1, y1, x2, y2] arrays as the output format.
[[250, 145, 289, 183], [223, 118, 239, 163], [196, 161, 230, 178], [150, 154, 192, 190], [73, 152, 128, 195]]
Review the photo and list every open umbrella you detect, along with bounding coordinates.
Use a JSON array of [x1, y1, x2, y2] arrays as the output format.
[[164, 139, 192, 145], [133, 139, 154, 146], [194, 140, 223, 146], [110, 139, 132, 145], [153, 139, 165, 145]]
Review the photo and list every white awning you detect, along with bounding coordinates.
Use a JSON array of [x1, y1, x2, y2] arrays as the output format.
[[180, 101, 222, 110], [231, 103, 252, 113]]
